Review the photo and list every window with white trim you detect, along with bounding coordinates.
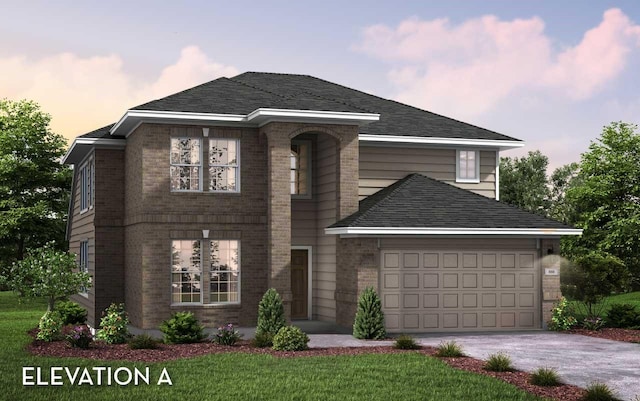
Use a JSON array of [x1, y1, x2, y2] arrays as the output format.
[[290, 141, 311, 197], [209, 139, 239, 192], [209, 240, 240, 303], [170, 138, 202, 191], [79, 240, 89, 295], [79, 158, 94, 211], [171, 240, 202, 303], [456, 150, 479, 182]]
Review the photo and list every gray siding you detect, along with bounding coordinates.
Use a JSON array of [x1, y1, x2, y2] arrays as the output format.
[[359, 146, 497, 200]]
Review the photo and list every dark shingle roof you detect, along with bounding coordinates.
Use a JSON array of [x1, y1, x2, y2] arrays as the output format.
[[79, 124, 116, 139], [331, 174, 572, 229]]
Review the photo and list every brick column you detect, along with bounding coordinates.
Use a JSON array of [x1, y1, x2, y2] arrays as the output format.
[[262, 124, 293, 319], [540, 238, 562, 329], [337, 131, 360, 219]]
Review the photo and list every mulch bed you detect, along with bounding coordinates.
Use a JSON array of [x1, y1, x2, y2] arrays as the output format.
[[567, 327, 640, 343], [27, 329, 585, 401]]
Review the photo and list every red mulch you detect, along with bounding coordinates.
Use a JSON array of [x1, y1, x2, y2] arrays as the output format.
[[567, 327, 640, 343], [27, 329, 585, 401]]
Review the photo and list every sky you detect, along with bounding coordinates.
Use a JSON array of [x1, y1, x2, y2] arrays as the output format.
[[2, 0, 640, 171]]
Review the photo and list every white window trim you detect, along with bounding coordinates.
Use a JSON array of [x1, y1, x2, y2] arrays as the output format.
[[170, 239, 204, 306], [208, 239, 241, 305], [456, 149, 480, 183], [79, 156, 94, 214], [208, 138, 241, 193], [291, 246, 313, 320], [291, 140, 312, 199], [170, 137, 204, 193], [79, 240, 89, 297]]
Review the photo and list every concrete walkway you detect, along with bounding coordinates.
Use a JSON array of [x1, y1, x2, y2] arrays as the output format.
[[307, 331, 640, 401]]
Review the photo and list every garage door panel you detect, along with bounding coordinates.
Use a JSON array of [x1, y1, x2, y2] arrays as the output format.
[[381, 249, 540, 332]]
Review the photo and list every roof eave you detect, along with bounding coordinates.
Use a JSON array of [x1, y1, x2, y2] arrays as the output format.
[[358, 134, 525, 150], [62, 138, 126, 165], [324, 227, 583, 236]]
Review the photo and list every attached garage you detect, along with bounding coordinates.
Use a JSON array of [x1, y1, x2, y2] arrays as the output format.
[[380, 245, 540, 332]]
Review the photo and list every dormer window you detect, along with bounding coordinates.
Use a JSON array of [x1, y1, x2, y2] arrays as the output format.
[[291, 141, 311, 198], [456, 150, 480, 183]]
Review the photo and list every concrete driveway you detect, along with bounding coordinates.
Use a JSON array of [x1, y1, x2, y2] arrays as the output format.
[[415, 332, 640, 401]]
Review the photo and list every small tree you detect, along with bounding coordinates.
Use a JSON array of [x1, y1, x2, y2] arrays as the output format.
[[353, 287, 386, 340], [561, 252, 630, 319], [255, 288, 286, 337], [0, 243, 91, 311]]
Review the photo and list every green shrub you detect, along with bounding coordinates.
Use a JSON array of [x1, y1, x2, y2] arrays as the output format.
[[96, 303, 130, 344], [530, 367, 561, 386], [272, 326, 309, 351], [128, 334, 159, 350], [213, 323, 243, 346], [37, 310, 63, 341], [606, 303, 640, 329], [484, 352, 514, 372], [63, 324, 93, 349], [256, 288, 286, 337], [583, 382, 620, 401], [160, 311, 204, 344], [55, 301, 87, 325], [548, 297, 578, 331], [582, 317, 605, 331], [353, 287, 386, 340], [393, 334, 420, 350], [435, 341, 465, 357], [252, 332, 273, 348]]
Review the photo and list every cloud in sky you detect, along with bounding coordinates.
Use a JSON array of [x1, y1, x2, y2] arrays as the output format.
[[355, 8, 640, 120], [0, 46, 238, 142]]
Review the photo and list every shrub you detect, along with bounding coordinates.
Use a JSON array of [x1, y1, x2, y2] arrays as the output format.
[[95, 303, 130, 344], [213, 323, 243, 346], [484, 352, 514, 372], [272, 326, 309, 351], [55, 301, 87, 325], [252, 332, 273, 348], [128, 334, 159, 350], [393, 334, 420, 350], [583, 382, 620, 401], [37, 310, 63, 341], [64, 325, 93, 349], [256, 288, 286, 337], [548, 297, 578, 331], [160, 311, 204, 344], [353, 287, 386, 340], [582, 317, 605, 331], [530, 367, 561, 386], [435, 341, 465, 357], [606, 303, 640, 329]]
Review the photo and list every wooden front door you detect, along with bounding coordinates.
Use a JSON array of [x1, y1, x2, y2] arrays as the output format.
[[291, 249, 309, 319]]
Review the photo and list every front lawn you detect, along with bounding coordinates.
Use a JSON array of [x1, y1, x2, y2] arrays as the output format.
[[567, 291, 640, 320], [0, 292, 543, 401]]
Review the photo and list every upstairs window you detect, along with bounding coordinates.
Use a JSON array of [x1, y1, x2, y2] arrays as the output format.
[[456, 150, 479, 183], [290, 141, 311, 197], [170, 138, 202, 191], [79, 158, 94, 212], [209, 139, 239, 192]]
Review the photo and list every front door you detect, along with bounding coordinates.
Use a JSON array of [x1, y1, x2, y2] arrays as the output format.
[[291, 249, 308, 319]]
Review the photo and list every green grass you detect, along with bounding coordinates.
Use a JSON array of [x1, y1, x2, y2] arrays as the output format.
[[0, 291, 544, 401], [567, 291, 640, 320]]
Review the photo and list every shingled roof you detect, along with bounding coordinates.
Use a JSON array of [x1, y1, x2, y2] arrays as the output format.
[[330, 174, 572, 229], [80, 72, 521, 142]]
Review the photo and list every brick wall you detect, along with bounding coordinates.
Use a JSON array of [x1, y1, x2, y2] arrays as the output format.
[[540, 238, 562, 328]]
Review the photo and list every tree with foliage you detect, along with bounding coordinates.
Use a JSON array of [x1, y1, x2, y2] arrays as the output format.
[[0, 243, 91, 311], [561, 252, 630, 319], [548, 162, 580, 224], [563, 122, 640, 285], [255, 288, 286, 337], [499, 150, 550, 215], [0, 99, 72, 279], [353, 287, 386, 340]]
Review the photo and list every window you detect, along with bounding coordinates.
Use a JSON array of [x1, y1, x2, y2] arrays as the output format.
[[171, 240, 202, 303], [456, 150, 479, 182], [170, 138, 202, 191], [79, 241, 89, 295], [290, 141, 311, 197], [79, 158, 94, 211], [209, 139, 239, 192], [209, 240, 240, 303]]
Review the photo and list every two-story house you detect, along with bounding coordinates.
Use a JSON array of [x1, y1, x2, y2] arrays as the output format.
[[63, 72, 581, 333]]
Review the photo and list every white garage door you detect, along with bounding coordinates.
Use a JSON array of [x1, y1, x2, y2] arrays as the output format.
[[380, 250, 540, 332]]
